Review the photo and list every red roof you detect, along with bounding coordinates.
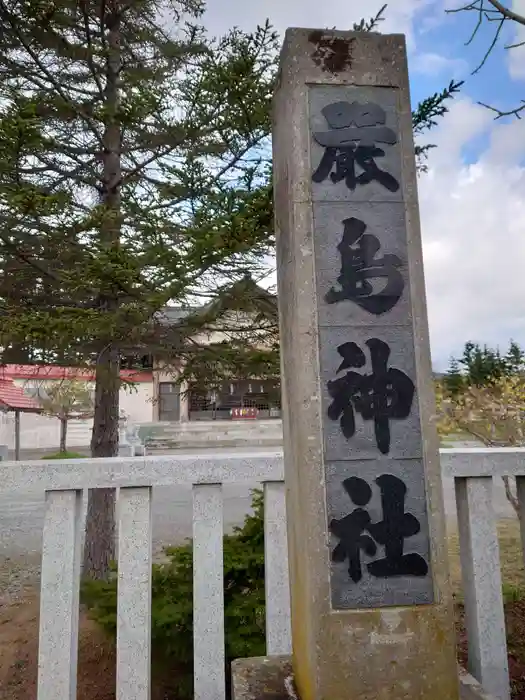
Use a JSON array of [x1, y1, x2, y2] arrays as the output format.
[[0, 380, 41, 411], [0, 364, 153, 383]]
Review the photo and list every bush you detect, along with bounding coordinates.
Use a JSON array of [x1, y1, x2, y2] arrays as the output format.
[[81, 490, 266, 699], [41, 451, 87, 459]]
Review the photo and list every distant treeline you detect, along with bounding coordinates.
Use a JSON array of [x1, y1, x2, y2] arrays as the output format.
[[442, 340, 525, 395]]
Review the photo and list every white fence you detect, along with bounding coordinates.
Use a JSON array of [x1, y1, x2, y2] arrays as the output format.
[[1, 451, 289, 700], [1, 447, 525, 700]]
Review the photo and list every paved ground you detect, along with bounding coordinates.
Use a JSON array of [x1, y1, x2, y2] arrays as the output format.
[[0, 444, 516, 563], [0, 482, 265, 558]]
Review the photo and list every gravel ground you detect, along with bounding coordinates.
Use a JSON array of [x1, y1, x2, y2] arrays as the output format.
[[0, 553, 41, 606], [0, 479, 260, 604]]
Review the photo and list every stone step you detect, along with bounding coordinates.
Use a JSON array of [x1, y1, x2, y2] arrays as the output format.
[[146, 435, 283, 451], [140, 420, 283, 442], [157, 422, 282, 435]]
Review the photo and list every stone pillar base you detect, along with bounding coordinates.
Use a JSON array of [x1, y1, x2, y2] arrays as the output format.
[[231, 657, 495, 700], [118, 443, 135, 457]]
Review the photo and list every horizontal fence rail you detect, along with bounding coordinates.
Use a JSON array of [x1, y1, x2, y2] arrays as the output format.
[[4, 446, 525, 491], [0, 450, 285, 492], [2, 448, 525, 700], [440, 446, 525, 477]]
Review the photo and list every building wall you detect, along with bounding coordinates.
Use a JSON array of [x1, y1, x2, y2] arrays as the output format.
[[0, 380, 155, 451], [0, 307, 277, 449], [152, 310, 278, 423], [151, 311, 279, 423], [118, 382, 155, 423]]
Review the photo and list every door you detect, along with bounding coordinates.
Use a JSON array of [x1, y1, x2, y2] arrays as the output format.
[[158, 382, 180, 422]]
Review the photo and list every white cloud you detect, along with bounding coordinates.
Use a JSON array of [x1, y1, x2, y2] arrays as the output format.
[[419, 98, 525, 367], [417, 2, 449, 33], [412, 51, 468, 77], [203, 0, 432, 45], [418, 98, 493, 168], [201, 0, 525, 369], [508, 0, 525, 79]]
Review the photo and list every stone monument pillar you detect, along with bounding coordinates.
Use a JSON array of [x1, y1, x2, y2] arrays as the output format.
[[272, 29, 459, 700]]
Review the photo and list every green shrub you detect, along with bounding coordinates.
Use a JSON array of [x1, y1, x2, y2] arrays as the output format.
[[41, 451, 87, 459], [503, 583, 525, 603], [81, 489, 266, 699]]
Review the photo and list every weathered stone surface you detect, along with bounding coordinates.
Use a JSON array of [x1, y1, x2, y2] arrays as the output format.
[[310, 85, 403, 202], [456, 477, 509, 700], [313, 201, 412, 327], [319, 325, 422, 461], [274, 27, 459, 700], [326, 458, 432, 608], [231, 657, 294, 700], [459, 668, 500, 700], [231, 658, 494, 700]]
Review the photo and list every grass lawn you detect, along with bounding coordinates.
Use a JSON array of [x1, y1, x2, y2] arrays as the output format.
[[448, 519, 525, 596]]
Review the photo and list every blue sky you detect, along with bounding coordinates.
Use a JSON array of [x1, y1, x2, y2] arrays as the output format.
[[204, 0, 525, 370], [410, 2, 521, 160]]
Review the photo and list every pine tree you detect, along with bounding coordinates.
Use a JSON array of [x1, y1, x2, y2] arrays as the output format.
[[443, 356, 464, 397], [459, 341, 509, 386], [0, 2, 463, 578], [506, 340, 525, 376], [0, 0, 278, 578]]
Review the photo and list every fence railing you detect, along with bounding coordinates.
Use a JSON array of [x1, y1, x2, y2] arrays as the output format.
[[1, 451, 289, 700], [2, 447, 525, 700], [439, 447, 525, 700]]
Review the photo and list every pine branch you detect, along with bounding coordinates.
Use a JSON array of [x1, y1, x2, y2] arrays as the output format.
[[353, 4, 388, 32], [78, 0, 105, 96], [0, 1, 105, 147]]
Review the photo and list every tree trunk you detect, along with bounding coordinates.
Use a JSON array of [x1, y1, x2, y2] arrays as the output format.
[[83, 344, 121, 578], [59, 417, 67, 453], [502, 475, 521, 519], [83, 350, 121, 581], [82, 6, 122, 580]]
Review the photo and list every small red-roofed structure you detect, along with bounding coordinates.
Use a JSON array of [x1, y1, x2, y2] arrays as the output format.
[[0, 379, 42, 459]]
